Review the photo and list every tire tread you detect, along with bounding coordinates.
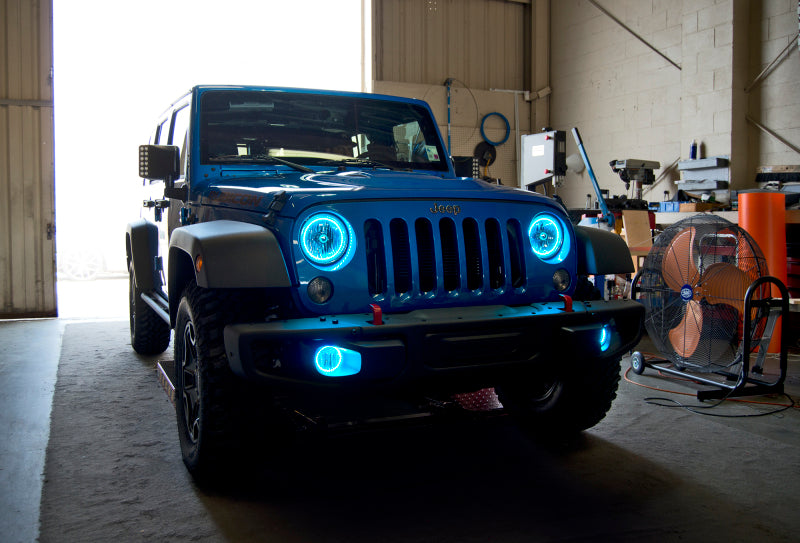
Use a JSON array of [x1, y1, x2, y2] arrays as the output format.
[[129, 264, 170, 355]]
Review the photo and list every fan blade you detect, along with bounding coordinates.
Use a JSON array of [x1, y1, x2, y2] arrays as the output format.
[[662, 227, 698, 292], [700, 262, 751, 315], [669, 299, 702, 358]]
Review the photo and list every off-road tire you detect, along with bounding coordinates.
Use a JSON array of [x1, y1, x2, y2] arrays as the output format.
[[129, 262, 170, 355], [496, 355, 621, 435], [174, 282, 282, 482]]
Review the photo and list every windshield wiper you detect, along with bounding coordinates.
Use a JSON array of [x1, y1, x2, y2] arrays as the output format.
[[209, 154, 314, 173], [320, 158, 410, 172]]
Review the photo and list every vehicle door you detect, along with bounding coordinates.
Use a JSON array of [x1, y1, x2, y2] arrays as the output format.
[[142, 97, 191, 295]]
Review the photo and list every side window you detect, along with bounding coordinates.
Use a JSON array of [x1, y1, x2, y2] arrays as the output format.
[[146, 117, 171, 184], [155, 118, 169, 144], [171, 105, 191, 178]]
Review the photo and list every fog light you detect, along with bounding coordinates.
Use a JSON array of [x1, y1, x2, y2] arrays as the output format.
[[552, 268, 571, 291], [599, 325, 611, 352], [314, 346, 361, 377], [307, 277, 333, 304]]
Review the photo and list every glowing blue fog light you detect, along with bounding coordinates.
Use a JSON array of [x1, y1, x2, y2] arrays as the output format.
[[314, 346, 362, 377], [300, 213, 349, 265], [599, 325, 611, 352], [528, 214, 563, 260]]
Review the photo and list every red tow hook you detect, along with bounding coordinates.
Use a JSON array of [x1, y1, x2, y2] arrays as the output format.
[[369, 303, 384, 325], [559, 294, 573, 313]]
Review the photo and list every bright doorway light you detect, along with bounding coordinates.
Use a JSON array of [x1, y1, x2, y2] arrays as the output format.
[[52, 0, 370, 318]]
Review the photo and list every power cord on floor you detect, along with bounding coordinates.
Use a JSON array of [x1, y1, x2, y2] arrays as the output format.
[[642, 392, 796, 418], [623, 354, 799, 418]]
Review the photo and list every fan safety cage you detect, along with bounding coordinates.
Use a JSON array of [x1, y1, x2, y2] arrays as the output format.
[[638, 214, 770, 372]]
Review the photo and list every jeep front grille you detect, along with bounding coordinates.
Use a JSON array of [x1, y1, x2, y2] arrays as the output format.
[[365, 216, 527, 299]]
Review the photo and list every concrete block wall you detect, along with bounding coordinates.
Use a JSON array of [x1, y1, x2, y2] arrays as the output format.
[[747, 0, 800, 168], [681, 0, 736, 161], [552, 0, 800, 209], [551, 0, 684, 207]]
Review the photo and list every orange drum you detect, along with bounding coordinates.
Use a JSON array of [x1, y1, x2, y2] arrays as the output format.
[[739, 192, 786, 352]]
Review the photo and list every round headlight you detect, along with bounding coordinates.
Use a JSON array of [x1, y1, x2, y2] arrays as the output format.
[[528, 214, 563, 260], [300, 213, 350, 265]]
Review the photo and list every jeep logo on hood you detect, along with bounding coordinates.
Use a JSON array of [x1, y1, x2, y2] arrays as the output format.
[[430, 202, 461, 215]]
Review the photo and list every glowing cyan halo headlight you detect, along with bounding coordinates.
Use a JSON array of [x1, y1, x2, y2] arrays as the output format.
[[599, 325, 612, 352], [315, 346, 343, 373], [528, 214, 563, 260], [300, 213, 351, 266], [314, 346, 362, 377]]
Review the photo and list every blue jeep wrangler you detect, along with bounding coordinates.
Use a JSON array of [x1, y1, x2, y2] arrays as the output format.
[[127, 85, 643, 479]]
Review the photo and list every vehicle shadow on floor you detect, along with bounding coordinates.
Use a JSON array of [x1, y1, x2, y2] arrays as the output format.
[[195, 416, 781, 542]]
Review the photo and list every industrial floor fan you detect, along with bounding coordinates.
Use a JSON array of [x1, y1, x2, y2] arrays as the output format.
[[631, 214, 789, 401]]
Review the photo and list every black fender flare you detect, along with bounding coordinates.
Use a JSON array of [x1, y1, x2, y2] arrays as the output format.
[[168, 219, 291, 295], [126, 219, 162, 292], [574, 225, 635, 276]]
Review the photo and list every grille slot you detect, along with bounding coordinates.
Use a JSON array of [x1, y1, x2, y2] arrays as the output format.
[[364, 214, 526, 300], [486, 218, 504, 290], [415, 219, 436, 293], [440, 218, 460, 292], [365, 219, 386, 296], [463, 218, 483, 290], [390, 218, 412, 294], [506, 219, 526, 288]]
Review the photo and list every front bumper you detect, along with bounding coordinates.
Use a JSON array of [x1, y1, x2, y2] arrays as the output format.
[[223, 299, 644, 392]]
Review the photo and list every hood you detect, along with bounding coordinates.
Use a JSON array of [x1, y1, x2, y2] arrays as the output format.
[[196, 168, 561, 219]]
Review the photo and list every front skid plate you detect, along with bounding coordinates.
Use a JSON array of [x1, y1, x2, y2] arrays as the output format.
[[154, 357, 507, 431]]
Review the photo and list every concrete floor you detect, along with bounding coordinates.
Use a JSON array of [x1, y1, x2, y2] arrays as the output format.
[[1, 318, 64, 543], [0, 277, 128, 543], [2, 278, 799, 541]]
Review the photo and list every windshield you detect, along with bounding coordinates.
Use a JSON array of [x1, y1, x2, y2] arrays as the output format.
[[199, 90, 449, 172]]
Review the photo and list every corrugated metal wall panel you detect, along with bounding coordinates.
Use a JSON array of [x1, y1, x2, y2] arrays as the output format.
[[0, 0, 56, 318], [373, 1, 545, 188], [375, 0, 526, 90], [373, 80, 531, 188]]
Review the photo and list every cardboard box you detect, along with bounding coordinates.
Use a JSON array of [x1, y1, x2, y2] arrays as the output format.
[[679, 202, 723, 212]]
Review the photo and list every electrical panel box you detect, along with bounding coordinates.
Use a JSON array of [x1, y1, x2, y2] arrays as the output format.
[[521, 130, 566, 189]]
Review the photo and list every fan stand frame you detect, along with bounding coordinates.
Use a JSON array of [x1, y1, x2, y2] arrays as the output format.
[[631, 275, 790, 402]]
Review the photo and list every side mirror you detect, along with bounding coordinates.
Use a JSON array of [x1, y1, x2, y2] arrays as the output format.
[[138, 145, 179, 181], [139, 145, 186, 200]]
